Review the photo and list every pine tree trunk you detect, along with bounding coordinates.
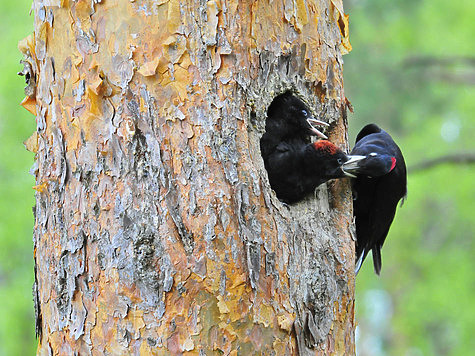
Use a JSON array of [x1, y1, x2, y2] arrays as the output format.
[[23, 0, 355, 354]]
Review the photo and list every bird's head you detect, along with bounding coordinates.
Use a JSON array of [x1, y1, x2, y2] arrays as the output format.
[[309, 141, 366, 178], [267, 92, 328, 139], [342, 152, 397, 177]]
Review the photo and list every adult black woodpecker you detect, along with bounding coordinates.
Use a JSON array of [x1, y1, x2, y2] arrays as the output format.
[[260, 92, 365, 203], [342, 123, 407, 275]]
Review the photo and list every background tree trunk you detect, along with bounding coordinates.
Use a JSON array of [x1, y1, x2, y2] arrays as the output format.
[[25, 0, 355, 354]]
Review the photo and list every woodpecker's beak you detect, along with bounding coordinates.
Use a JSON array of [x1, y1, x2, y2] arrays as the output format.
[[307, 118, 329, 139], [342, 155, 367, 177]]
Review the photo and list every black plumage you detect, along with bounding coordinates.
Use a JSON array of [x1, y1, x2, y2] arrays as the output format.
[[260, 92, 328, 158], [264, 140, 358, 203], [261, 92, 364, 203], [343, 124, 407, 275]]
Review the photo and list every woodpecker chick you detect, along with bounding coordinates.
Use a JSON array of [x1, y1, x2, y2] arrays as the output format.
[[266, 91, 328, 138], [343, 124, 407, 275], [260, 92, 328, 162], [264, 140, 364, 204]]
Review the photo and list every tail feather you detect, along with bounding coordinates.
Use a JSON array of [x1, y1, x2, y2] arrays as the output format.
[[372, 247, 382, 275]]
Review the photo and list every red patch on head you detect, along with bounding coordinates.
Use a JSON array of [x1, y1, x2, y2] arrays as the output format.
[[390, 157, 397, 171], [313, 140, 339, 155]]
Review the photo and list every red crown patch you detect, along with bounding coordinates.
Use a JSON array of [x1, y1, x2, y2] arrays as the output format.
[[313, 140, 339, 155]]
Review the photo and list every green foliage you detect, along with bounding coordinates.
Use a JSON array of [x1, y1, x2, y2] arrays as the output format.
[[346, 0, 475, 355], [0, 1, 36, 355]]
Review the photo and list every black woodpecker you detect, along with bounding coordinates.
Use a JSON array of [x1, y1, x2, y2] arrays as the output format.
[[342, 123, 407, 275]]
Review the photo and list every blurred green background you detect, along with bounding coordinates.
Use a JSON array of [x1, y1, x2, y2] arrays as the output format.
[[0, 0, 36, 355], [0, 0, 473, 355], [345, 0, 475, 355]]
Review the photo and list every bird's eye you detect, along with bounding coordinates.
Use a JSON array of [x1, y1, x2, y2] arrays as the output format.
[[369, 152, 377, 157], [301, 110, 308, 117], [337, 158, 343, 165]]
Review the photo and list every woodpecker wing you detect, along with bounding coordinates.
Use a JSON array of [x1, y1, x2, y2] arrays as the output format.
[[358, 175, 400, 274]]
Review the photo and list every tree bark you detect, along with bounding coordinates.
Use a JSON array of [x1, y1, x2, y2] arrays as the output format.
[[23, 0, 355, 354]]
